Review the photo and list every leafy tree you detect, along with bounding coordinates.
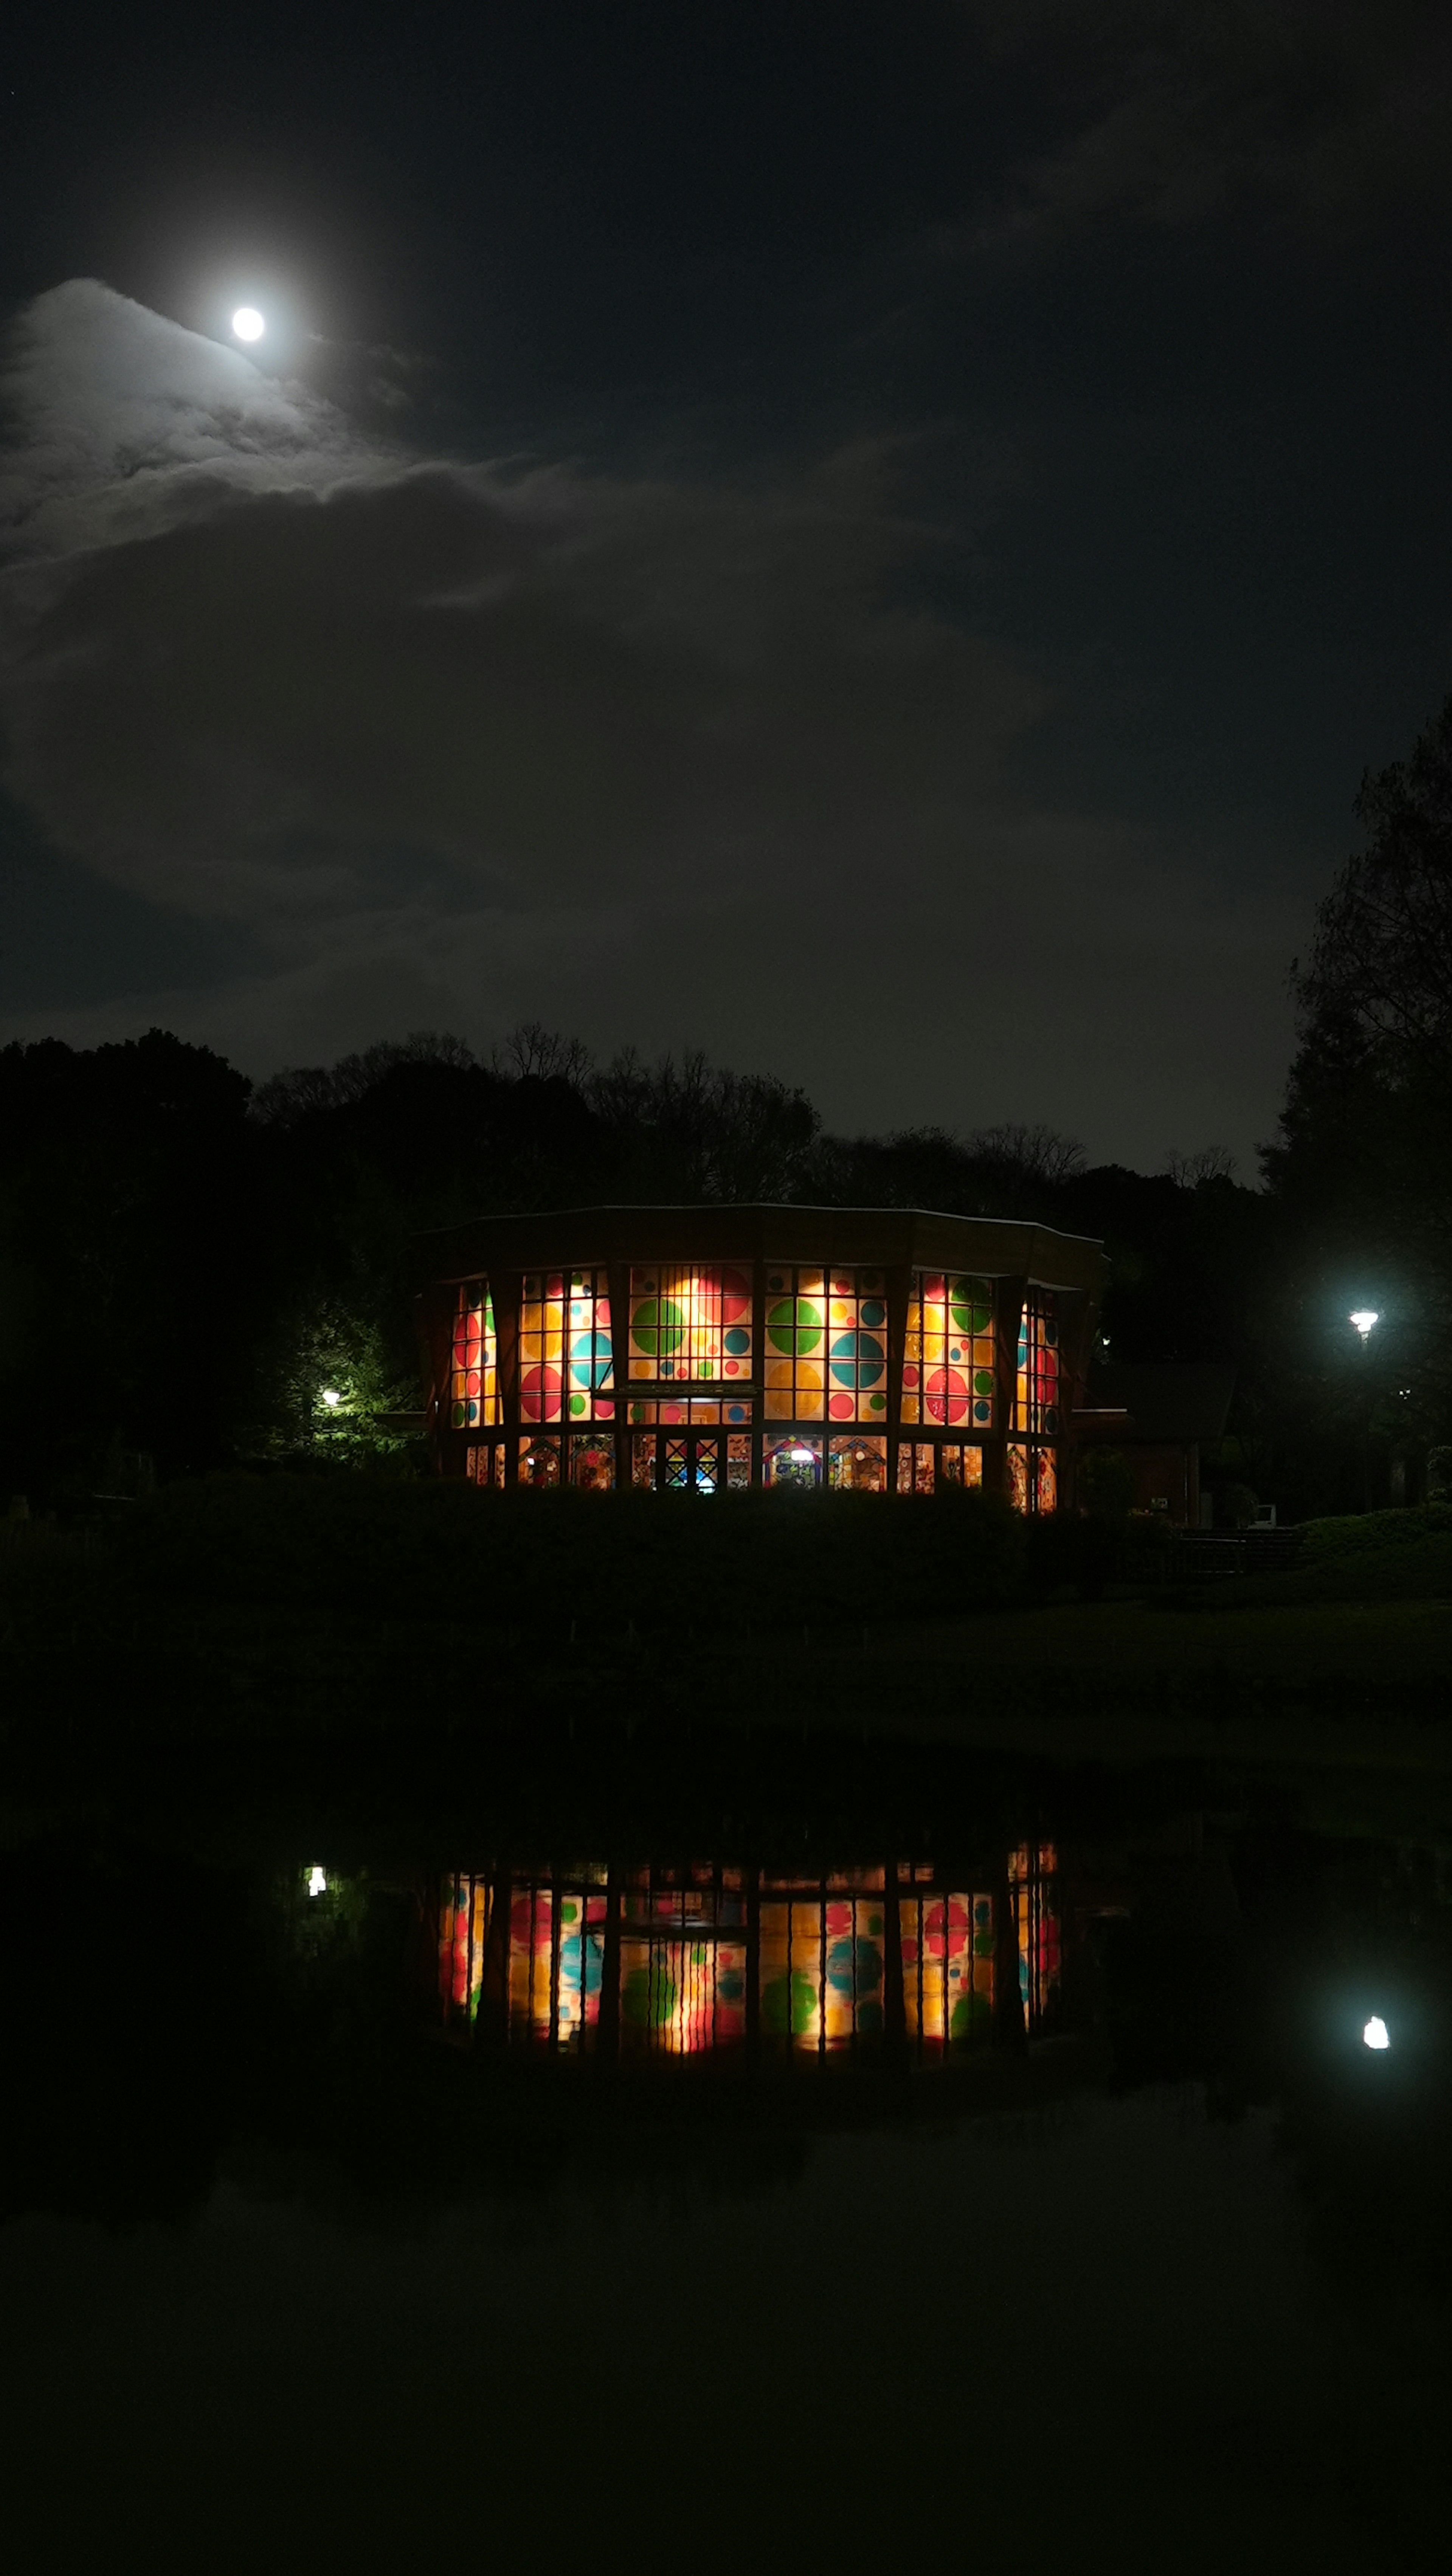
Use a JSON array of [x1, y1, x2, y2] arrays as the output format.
[[1263, 692, 1452, 1491]]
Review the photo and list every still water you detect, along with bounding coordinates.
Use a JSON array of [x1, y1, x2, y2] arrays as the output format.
[[2, 1771, 1449, 2571]]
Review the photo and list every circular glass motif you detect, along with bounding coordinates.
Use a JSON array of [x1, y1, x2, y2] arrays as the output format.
[[569, 1327, 612, 1390], [926, 1365, 970, 1424], [723, 1324, 751, 1357], [519, 1362, 562, 1422], [828, 1328, 886, 1389], [766, 1296, 824, 1356], [631, 1296, 684, 1359], [718, 1265, 751, 1324], [950, 1276, 992, 1336], [450, 1400, 466, 1428]]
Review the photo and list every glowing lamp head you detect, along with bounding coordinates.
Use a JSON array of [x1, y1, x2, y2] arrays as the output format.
[[231, 307, 265, 343], [321, 1387, 341, 1409], [307, 1866, 327, 1898], [1350, 1309, 1378, 1341], [1362, 2015, 1390, 2051]]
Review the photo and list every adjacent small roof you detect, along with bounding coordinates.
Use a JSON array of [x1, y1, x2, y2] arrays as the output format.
[[1080, 1361, 1237, 1445], [414, 1201, 1109, 1297]]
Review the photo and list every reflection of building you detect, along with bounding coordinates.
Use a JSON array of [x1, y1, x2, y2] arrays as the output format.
[[417, 1205, 1106, 1510], [439, 1848, 1062, 2061]]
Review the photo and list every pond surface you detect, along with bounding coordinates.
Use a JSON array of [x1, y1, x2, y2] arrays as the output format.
[[2, 1762, 1448, 2571]]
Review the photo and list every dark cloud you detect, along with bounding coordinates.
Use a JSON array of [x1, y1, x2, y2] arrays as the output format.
[[0, 275, 1310, 1163], [952, 0, 1452, 254]]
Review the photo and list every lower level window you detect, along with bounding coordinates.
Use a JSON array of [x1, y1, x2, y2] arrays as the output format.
[[518, 1435, 562, 1487], [569, 1434, 615, 1490], [828, 1435, 887, 1491], [764, 1432, 822, 1488]]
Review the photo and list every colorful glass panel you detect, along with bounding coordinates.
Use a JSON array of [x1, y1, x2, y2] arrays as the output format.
[[763, 1431, 822, 1487], [901, 1273, 994, 1430], [568, 1433, 615, 1490], [464, 1443, 506, 1486], [519, 1268, 614, 1426], [764, 1263, 888, 1423], [1015, 1294, 1060, 1438], [439, 1873, 490, 2020], [828, 1434, 887, 1491], [517, 1435, 562, 1486], [627, 1264, 752, 1424], [451, 1281, 500, 1431]]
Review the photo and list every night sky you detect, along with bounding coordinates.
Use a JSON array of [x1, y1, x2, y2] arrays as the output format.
[[5, 2, 1452, 1170]]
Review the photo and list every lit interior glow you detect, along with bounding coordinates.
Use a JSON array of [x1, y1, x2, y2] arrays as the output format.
[[307, 1866, 327, 1897], [1350, 1309, 1379, 1340], [231, 307, 265, 341], [1363, 2015, 1390, 2050]]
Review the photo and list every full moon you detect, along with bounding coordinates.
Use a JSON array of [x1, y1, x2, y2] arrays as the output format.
[[231, 307, 265, 342]]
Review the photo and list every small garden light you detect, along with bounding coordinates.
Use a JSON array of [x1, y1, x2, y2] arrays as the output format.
[[1349, 1309, 1378, 1341], [321, 1387, 342, 1409], [1362, 2015, 1389, 2050], [307, 1866, 327, 1897]]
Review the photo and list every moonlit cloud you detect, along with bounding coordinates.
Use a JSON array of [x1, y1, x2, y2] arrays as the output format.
[[0, 277, 1297, 1161]]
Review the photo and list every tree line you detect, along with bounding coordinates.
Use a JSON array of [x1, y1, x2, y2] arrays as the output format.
[[4, 690, 1451, 1518]]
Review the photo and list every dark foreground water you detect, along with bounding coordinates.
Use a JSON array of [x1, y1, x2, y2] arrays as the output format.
[[3, 1748, 1449, 2572]]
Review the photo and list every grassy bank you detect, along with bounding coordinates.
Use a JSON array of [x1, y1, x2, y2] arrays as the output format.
[[0, 1482, 1447, 1786]]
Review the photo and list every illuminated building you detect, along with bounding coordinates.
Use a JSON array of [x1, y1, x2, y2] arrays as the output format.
[[416, 1204, 1106, 1508], [438, 1846, 1062, 2061]]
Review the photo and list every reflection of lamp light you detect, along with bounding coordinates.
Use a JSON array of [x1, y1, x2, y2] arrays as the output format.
[[1349, 1310, 1378, 1341], [1363, 2015, 1389, 2050], [790, 1446, 816, 1463], [321, 1387, 341, 1409], [307, 1866, 327, 1897]]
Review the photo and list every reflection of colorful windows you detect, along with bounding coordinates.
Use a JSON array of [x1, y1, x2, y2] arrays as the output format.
[[764, 1265, 888, 1423], [627, 1264, 752, 1423], [899, 1884, 995, 2047], [1015, 1294, 1060, 1436], [451, 1282, 499, 1429], [1010, 1842, 1061, 2027], [439, 1874, 490, 2019], [902, 1274, 994, 1429], [506, 1881, 607, 2048], [828, 1434, 887, 1491], [758, 1891, 887, 2049], [519, 1269, 614, 1425], [763, 1431, 822, 1486]]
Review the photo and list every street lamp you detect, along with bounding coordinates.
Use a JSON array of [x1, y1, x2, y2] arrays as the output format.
[[1349, 1310, 1378, 1509]]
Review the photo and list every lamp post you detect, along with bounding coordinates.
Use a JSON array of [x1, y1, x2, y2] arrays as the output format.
[[1349, 1310, 1378, 1510]]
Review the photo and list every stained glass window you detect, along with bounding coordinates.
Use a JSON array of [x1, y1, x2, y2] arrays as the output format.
[[568, 1432, 615, 1490], [902, 1273, 994, 1430], [764, 1264, 888, 1423], [828, 1434, 887, 1491], [517, 1435, 562, 1486], [894, 1441, 984, 1493], [451, 1282, 499, 1430], [764, 1431, 822, 1487], [519, 1268, 614, 1426], [464, 1444, 505, 1486], [628, 1264, 752, 1425], [1015, 1294, 1060, 1437]]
